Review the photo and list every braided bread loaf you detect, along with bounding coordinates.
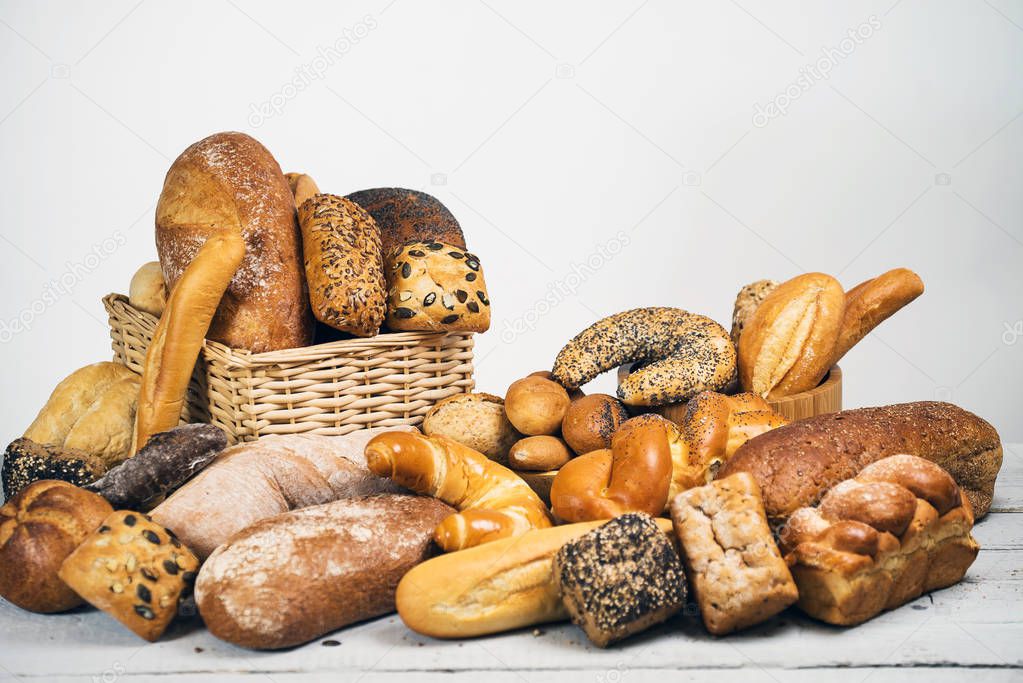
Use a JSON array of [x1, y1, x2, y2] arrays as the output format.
[[779, 454, 979, 626]]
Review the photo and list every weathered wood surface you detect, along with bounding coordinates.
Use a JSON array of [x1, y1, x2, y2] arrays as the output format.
[[1, 449, 1020, 681]]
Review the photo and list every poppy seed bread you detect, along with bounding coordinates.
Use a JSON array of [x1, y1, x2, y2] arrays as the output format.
[[553, 307, 737, 407]]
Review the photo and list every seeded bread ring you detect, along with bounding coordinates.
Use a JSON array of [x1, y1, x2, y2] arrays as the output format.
[[552, 307, 737, 407]]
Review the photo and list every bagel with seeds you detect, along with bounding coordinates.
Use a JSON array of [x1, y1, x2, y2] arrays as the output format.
[[552, 307, 737, 407]]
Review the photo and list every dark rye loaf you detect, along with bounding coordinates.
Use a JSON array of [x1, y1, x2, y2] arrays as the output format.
[[719, 402, 1001, 522], [195, 494, 453, 649]]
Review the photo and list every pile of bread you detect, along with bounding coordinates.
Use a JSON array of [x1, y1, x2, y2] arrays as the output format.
[[0, 128, 1005, 652]]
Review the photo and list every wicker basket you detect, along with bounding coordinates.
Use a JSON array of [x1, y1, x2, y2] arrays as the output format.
[[103, 294, 475, 443]]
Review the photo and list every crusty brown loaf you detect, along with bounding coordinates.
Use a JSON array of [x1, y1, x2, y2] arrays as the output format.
[[24, 362, 139, 466], [345, 187, 465, 262], [156, 131, 313, 353], [195, 494, 453, 649], [0, 480, 113, 613], [59, 510, 200, 641], [670, 472, 797, 635], [422, 392, 521, 464], [384, 241, 491, 332], [151, 429, 408, 559], [554, 307, 737, 407], [719, 401, 1002, 522], [738, 273, 845, 398], [297, 194, 386, 336], [780, 455, 979, 625]]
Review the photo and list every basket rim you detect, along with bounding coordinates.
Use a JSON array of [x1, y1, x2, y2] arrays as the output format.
[[104, 292, 474, 367]]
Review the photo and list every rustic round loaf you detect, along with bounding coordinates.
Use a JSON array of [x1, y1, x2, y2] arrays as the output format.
[[345, 187, 465, 261], [422, 393, 521, 463], [552, 307, 737, 407], [504, 376, 571, 436], [0, 480, 113, 613], [561, 394, 629, 455]]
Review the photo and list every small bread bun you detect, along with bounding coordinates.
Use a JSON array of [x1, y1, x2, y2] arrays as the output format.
[[128, 262, 167, 317], [508, 436, 573, 472], [285, 172, 320, 208], [738, 273, 845, 398], [529, 370, 584, 400], [422, 393, 521, 464], [505, 376, 571, 436], [561, 394, 629, 455]]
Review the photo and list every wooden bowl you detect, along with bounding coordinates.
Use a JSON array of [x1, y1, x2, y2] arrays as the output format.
[[616, 363, 842, 422]]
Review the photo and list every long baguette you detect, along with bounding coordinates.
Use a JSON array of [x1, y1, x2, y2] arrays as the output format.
[[395, 517, 673, 638], [133, 233, 245, 451]]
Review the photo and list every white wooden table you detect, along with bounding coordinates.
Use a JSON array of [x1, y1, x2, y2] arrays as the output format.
[[1, 447, 1020, 683]]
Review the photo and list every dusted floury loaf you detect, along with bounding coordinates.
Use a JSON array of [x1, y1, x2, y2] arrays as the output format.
[[196, 495, 453, 650], [365, 431, 552, 551], [720, 401, 1002, 521], [151, 429, 409, 559], [297, 194, 386, 336], [156, 131, 313, 352], [780, 455, 979, 625], [552, 307, 737, 406]]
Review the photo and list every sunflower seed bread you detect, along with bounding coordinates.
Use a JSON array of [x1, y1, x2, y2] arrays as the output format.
[[385, 240, 491, 333], [297, 194, 387, 337], [58, 510, 200, 641]]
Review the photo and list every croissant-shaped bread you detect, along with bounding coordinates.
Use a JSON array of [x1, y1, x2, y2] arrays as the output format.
[[365, 431, 552, 552]]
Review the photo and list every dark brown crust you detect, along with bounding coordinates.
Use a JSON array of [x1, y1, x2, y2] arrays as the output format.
[[345, 188, 465, 260], [2, 438, 105, 499], [85, 424, 227, 509], [719, 402, 1002, 522], [0, 481, 113, 613], [561, 394, 630, 455], [195, 494, 454, 649]]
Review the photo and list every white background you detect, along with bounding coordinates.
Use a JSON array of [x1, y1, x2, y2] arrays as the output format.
[[0, 0, 1020, 444]]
